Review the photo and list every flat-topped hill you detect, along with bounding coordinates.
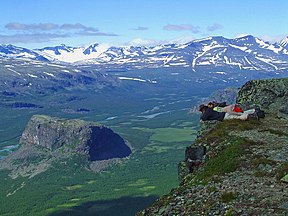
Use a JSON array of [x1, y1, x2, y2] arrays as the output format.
[[0, 115, 132, 178]]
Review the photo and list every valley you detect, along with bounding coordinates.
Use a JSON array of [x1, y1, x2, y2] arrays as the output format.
[[1, 39, 288, 215], [0, 65, 209, 215]]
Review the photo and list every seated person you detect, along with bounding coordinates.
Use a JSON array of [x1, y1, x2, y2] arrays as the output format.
[[199, 104, 257, 122]]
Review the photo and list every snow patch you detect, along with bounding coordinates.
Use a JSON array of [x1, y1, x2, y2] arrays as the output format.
[[43, 72, 55, 77], [215, 71, 227, 75], [7, 68, 21, 76], [28, 74, 37, 78]]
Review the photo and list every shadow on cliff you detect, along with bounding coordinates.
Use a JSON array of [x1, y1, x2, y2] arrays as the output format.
[[49, 195, 158, 216]]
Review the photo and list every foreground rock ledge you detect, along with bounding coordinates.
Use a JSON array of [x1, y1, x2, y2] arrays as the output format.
[[0, 115, 132, 178], [138, 78, 288, 216]]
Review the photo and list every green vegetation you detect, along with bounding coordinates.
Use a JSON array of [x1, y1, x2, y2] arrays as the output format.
[[0, 77, 204, 216], [259, 128, 288, 136], [252, 156, 277, 167], [195, 138, 246, 182], [184, 119, 262, 186], [224, 208, 234, 216], [221, 192, 237, 203], [276, 162, 288, 181]]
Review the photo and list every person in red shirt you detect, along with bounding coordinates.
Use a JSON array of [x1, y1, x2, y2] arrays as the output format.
[[199, 104, 257, 122]]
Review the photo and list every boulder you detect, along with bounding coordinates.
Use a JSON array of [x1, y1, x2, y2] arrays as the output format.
[[178, 146, 206, 183], [237, 78, 288, 113]]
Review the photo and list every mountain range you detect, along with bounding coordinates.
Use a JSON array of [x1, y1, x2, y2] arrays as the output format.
[[1, 35, 288, 72]]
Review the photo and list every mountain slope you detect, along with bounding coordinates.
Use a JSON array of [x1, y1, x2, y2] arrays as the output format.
[[0, 44, 49, 61], [138, 78, 288, 215], [1, 35, 288, 71]]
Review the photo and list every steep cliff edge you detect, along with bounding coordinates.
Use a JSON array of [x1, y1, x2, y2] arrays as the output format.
[[0, 115, 132, 178], [237, 77, 288, 115], [138, 78, 288, 215]]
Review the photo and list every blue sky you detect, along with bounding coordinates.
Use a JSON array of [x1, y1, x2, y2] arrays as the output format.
[[1, 0, 287, 48]]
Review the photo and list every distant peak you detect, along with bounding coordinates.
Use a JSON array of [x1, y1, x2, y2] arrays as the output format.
[[236, 34, 254, 40], [279, 36, 288, 47]]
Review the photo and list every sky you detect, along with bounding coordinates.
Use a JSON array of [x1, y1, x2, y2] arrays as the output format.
[[0, 0, 287, 49]]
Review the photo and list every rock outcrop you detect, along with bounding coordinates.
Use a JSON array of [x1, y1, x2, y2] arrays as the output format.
[[237, 77, 288, 119], [0, 115, 132, 178], [138, 78, 288, 216]]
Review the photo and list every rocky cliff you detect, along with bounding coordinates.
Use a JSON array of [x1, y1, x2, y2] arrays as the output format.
[[0, 115, 132, 178], [138, 78, 288, 215], [237, 77, 288, 118]]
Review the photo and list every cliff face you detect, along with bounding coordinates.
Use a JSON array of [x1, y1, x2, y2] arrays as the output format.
[[20, 115, 131, 160], [0, 115, 132, 178], [237, 78, 288, 118], [138, 78, 288, 216]]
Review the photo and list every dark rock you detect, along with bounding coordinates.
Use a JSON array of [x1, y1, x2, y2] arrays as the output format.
[[197, 120, 220, 139], [237, 78, 288, 112], [1, 91, 17, 97], [20, 115, 131, 161], [278, 105, 288, 119], [0, 115, 132, 178], [77, 108, 90, 112], [178, 146, 206, 183], [5, 102, 43, 109], [185, 146, 206, 164], [279, 202, 288, 216]]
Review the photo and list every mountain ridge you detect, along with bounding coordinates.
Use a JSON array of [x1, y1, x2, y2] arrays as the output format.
[[1, 35, 288, 72]]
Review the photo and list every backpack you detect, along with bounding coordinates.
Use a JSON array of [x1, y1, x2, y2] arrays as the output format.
[[255, 108, 265, 118]]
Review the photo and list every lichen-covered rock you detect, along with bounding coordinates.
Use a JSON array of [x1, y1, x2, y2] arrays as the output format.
[[178, 121, 218, 183], [281, 174, 288, 183], [140, 78, 288, 216], [196, 120, 220, 139], [0, 115, 132, 178], [237, 78, 288, 113]]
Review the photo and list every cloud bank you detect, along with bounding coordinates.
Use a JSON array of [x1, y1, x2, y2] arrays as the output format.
[[0, 22, 118, 44], [163, 24, 200, 33], [207, 23, 223, 32], [130, 26, 148, 31]]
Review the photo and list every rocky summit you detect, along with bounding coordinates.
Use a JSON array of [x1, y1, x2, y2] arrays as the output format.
[[138, 78, 288, 215], [237, 77, 288, 118], [0, 115, 132, 179]]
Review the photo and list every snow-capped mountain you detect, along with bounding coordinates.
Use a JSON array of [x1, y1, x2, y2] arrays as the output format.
[[1, 35, 288, 72], [35, 43, 110, 63], [279, 37, 288, 49], [0, 44, 49, 61]]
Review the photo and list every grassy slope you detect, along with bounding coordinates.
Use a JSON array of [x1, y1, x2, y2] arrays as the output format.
[[139, 114, 288, 215], [0, 86, 202, 216]]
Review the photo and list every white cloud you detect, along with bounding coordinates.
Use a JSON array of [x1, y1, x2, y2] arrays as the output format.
[[126, 38, 164, 46], [258, 34, 287, 44], [207, 23, 223, 32], [163, 24, 200, 33], [168, 35, 196, 44], [0, 33, 69, 44], [126, 35, 196, 47], [234, 33, 252, 39], [5, 23, 58, 31], [1, 22, 119, 44], [234, 33, 287, 44], [130, 26, 149, 31]]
